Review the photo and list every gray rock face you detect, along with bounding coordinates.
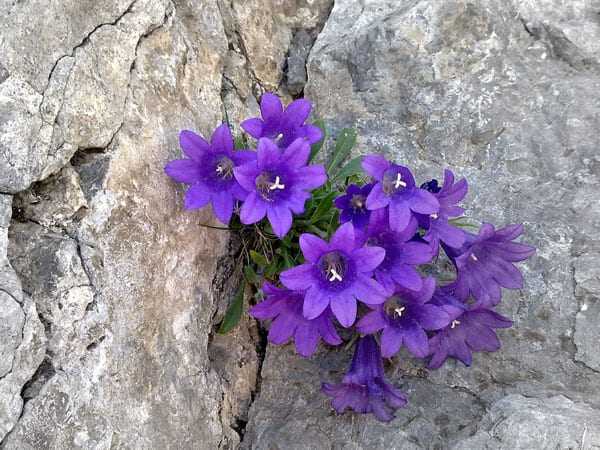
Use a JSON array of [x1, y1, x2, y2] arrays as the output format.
[[2, 0, 600, 448], [0, 0, 331, 447], [243, 0, 600, 448]]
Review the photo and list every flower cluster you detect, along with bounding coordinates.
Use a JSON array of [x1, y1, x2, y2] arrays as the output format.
[[165, 93, 535, 423]]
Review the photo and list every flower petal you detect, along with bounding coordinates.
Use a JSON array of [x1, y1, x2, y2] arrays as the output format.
[[284, 98, 311, 127], [354, 274, 388, 305], [330, 222, 356, 254], [294, 322, 320, 357], [233, 162, 259, 192], [388, 198, 412, 232], [380, 326, 403, 357], [239, 191, 267, 224], [413, 304, 451, 330], [179, 130, 210, 161], [390, 264, 422, 291], [362, 155, 390, 180], [300, 233, 330, 263], [231, 150, 257, 166], [366, 183, 390, 210], [268, 314, 297, 344], [241, 118, 264, 138], [299, 124, 323, 144], [257, 138, 281, 168], [356, 309, 387, 334], [351, 246, 386, 272], [294, 165, 327, 190], [267, 204, 293, 238], [260, 92, 283, 121], [210, 123, 234, 153], [211, 190, 234, 224], [282, 138, 310, 168], [165, 159, 202, 183], [281, 264, 314, 291], [403, 322, 429, 358], [408, 188, 439, 214], [330, 293, 357, 327], [303, 285, 330, 319], [184, 184, 211, 210]]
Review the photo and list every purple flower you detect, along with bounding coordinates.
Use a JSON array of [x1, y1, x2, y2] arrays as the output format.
[[322, 335, 407, 422], [428, 305, 512, 369], [418, 169, 468, 251], [334, 183, 373, 229], [249, 283, 342, 357], [164, 124, 256, 224], [362, 208, 434, 293], [451, 223, 535, 307], [357, 277, 451, 358], [279, 222, 388, 327], [241, 93, 323, 147], [234, 137, 327, 238], [362, 155, 439, 232]]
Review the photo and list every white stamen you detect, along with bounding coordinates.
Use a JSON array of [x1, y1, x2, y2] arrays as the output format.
[[430, 213, 438, 219], [451, 319, 461, 329], [394, 173, 407, 189], [275, 133, 284, 142], [328, 268, 343, 282], [394, 306, 406, 317], [269, 176, 285, 190], [216, 165, 224, 174], [470, 254, 478, 262]]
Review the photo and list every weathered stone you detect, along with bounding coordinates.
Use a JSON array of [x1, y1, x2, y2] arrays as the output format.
[[244, 0, 600, 447], [454, 394, 600, 450], [13, 165, 87, 228]]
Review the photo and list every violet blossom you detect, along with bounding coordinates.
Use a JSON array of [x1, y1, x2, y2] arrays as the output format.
[[234, 137, 327, 238], [428, 304, 513, 369], [322, 335, 407, 422], [249, 283, 342, 357], [451, 223, 536, 307], [357, 277, 451, 358], [241, 93, 323, 147], [418, 169, 468, 251], [279, 222, 388, 327], [362, 155, 439, 232], [362, 208, 433, 294], [334, 183, 373, 229], [164, 124, 256, 224]]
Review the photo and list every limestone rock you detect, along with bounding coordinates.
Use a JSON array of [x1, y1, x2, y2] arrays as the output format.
[[244, 0, 600, 447], [454, 394, 600, 450]]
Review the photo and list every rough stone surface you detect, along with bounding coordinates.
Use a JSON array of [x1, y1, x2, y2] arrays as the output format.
[[2, 0, 600, 448], [0, 0, 332, 446], [243, 0, 600, 448]]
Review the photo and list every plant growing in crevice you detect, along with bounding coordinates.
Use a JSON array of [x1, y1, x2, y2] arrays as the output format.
[[165, 93, 535, 422]]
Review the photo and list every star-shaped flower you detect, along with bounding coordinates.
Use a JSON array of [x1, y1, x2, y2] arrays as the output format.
[[322, 335, 407, 422], [362, 155, 439, 232], [241, 93, 323, 147], [164, 124, 256, 224], [234, 137, 327, 238], [249, 283, 342, 357], [279, 222, 388, 327]]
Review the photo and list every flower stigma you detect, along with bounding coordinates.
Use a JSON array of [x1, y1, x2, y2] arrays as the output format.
[[451, 319, 461, 329], [269, 175, 285, 190], [394, 173, 407, 189]]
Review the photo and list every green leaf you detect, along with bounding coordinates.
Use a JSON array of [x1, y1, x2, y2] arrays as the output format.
[[449, 217, 480, 230], [310, 191, 338, 224], [309, 119, 327, 162], [243, 264, 260, 285], [333, 156, 363, 182], [328, 128, 357, 174], [234, 134, 247, 150], [218, 283, 245, 334], [250, 250, 269, 267]]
